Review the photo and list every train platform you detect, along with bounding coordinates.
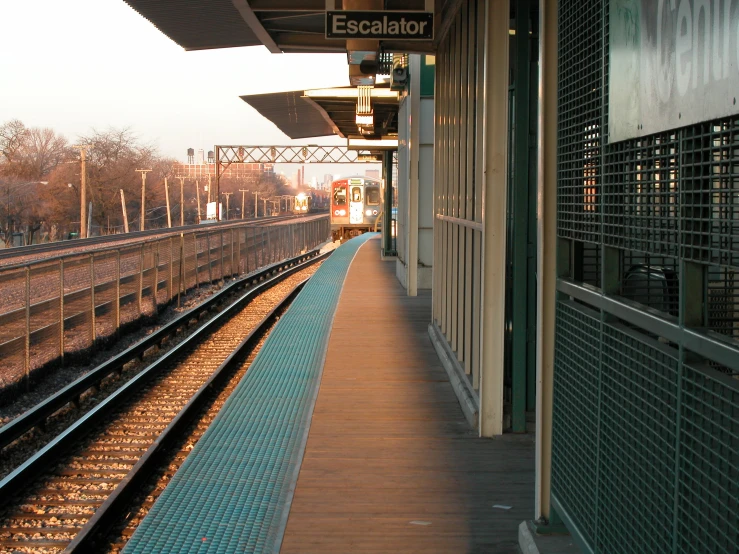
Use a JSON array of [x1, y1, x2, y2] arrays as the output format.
[[123, 233, 534, 554]]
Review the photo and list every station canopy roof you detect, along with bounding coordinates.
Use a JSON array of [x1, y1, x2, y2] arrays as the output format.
[[241, 86, 400, 140], [122, 0, 451, 147], [121, 0, 449, 54]]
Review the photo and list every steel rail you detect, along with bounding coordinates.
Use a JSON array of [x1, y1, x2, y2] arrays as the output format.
[[0, 248, 324, 451], [0, 250, 328, 506], [65, 278, 310, 553]]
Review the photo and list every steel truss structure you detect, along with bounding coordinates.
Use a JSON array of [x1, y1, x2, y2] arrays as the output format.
[[215, 145, 384, 178], [213, 145, 395, 220]]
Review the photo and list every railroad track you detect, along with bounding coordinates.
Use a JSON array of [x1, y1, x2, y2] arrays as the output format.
[[0, 252, 327, 553]]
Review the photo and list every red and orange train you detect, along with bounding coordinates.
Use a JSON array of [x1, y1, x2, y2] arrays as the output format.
[[330, 176, 382, 242]]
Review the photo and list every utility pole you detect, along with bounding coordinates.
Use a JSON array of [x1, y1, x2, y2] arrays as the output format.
[[196, 180, 202, 223], [239, 189, 249, 219], [164, 177, 172, 228], [253, 191, 259, 218], [177, 176, 185, 226], [207, 174, 212, 203], [120, 189, 129, 233], [222, 192, 232, 221], [75, 145, 91, 239], [136, 169, 152, 232], [262, 198, 268, 217]]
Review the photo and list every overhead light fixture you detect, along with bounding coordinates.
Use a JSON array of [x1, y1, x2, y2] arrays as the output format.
[[350, 75, 375, 86], [356, 113, 374, 126], [303, 88, 398, 99], [347, 138, 398, 150]]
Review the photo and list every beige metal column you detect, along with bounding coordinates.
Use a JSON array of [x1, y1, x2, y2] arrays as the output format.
[[479, 0, 510, 437], [408, 55, 421, 297], [535, 0, 558, 520]]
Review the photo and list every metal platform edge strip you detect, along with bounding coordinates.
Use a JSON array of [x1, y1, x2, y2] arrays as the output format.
[[123, 234, 377, 554]]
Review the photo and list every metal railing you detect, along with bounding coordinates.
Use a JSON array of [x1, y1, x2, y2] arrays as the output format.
[[0, 216, 329, 394]]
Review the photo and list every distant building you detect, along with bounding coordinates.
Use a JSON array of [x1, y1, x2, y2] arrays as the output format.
[[323, 173, 334, 190], [173, 162, 274, 179]]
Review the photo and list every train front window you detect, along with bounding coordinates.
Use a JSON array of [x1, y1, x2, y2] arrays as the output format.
[[351, 186, 362, 202], [366, 187, 380, 205], [333, 186, 347, 205]]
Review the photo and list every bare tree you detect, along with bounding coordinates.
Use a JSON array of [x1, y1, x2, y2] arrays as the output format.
[[0, 120, 29, 172], [22, 128, 70, 178], [76, 127, 162, 234]]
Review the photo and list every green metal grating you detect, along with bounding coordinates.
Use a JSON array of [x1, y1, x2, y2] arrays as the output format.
[[597, 323, 679, 553], [681, 119, 739, 268], [604, 132, 680, 257], [677, 363, 739, 553], [553, 298, 739, 553], [123, 234, 376, 554], [554, 1, 739, 551], [552, 300, 601, 547], [556, 0, 602, 244]]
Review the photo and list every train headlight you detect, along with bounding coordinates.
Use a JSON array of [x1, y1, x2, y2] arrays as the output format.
[[301, 206, 307, 211], [365, 209, 372, 216], [334, 210, 340, 216], [372, 210, 378, 215], [339, 209, 346, 216]]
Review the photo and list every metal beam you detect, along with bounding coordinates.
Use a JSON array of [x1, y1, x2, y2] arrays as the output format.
[[216, 145, 384, 168], [250, 0, 325, 10], [347, 138, 398, 150], [304, 88, 400, 99], [231, 0, 282, 53]]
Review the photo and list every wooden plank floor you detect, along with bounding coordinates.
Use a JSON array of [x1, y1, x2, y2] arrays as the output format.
[[280, 237, 534, 553]]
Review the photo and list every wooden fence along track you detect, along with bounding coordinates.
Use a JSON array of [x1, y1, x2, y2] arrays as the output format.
[[0, 216, 329, 394]]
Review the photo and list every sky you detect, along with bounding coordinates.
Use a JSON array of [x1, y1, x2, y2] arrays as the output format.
[[0, 0, 376, 183]]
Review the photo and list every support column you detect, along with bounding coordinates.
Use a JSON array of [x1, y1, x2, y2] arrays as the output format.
[[408, 55, 421, 296], [535, 0, 558, 520], [479, 0, 510, 437], [511, 0, 532, 432], [382, 151, 394, 255]]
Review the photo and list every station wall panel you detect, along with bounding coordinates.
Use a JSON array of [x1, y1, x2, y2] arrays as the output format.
[[552, 0, 739, 552]]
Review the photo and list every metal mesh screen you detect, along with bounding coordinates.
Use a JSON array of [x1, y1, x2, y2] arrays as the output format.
[[677, 362, 739, 554], [554, 0, 738, 551], [681, 119, 739, 267], [598, 323, 679, 553], [551, 300, 601, 547], [620, 252, 679, 317], [707, 266, 739, 341], [556, 0, 602, 244]]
